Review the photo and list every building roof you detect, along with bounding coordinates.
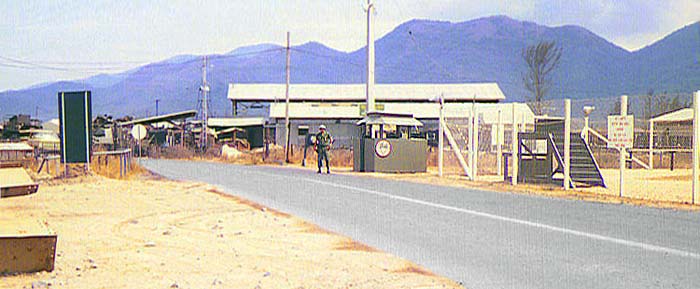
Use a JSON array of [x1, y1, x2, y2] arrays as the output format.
[[208, 117, 266, 128], [356, 112, 423, 127], [0, 142, 34, 151], [268, 102, 534, 125], [119, 110, 197, 126], [650, 108, 692, 123], [227, 83, 506, 102]]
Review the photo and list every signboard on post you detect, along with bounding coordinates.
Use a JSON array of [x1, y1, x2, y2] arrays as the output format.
[[58, 91, 92, 164], [607, 115, 634, 149]]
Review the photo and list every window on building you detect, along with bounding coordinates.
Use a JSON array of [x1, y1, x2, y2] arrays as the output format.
[[298, 125, 309, 136]]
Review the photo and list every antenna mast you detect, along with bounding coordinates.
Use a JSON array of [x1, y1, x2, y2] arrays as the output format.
[[200, 56, 210, 149]]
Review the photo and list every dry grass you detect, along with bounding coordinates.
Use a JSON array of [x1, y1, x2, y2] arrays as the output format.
[[334, 238, 379, 252], [393, 265, 436, 276], [298, 222, 337, 235], [90, 156, 146, 180], [203, 187, 294, 218]]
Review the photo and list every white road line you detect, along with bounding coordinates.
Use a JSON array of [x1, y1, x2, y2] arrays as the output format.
[[253, 169, 700, 260]]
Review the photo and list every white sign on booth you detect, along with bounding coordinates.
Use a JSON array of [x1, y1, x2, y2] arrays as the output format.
[[607, 115, 634, 149]]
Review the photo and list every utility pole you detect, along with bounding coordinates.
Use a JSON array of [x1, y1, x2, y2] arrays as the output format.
[[200, 56, 210, 149], [285, 31, 292, 163], [365, 0, 375, 114], [155, 99, 160, 116]]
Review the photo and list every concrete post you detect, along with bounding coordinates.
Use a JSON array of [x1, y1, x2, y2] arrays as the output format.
[[511, 103, 518, 185], [619, 95, 628, 198], [564, 99, 571, 190], [693, 90, 699, 204]]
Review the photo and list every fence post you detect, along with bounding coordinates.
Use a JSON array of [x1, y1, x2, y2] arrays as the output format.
[[649, 120, 654, 169], [511, 103, 518, 185], [693, 90, 699, 204], [564, 99, 571, 190], [619, 95, 628, 198], [471, 105, 479, 180], [497, 108, 502, 176], [438, 96, 444, 177]]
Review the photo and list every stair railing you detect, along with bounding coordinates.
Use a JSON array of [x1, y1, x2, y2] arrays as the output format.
[[585, 127, 650, 170]]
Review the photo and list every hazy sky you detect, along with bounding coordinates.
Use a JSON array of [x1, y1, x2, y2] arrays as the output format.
[[1, 0, 697, 91]]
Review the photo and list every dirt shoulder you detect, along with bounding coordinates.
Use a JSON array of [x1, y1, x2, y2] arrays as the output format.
[[0, 175, 462, 289]]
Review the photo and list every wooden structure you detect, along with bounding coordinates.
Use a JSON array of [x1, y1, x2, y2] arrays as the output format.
[[353, 112, 427, 173], [0, 165, 39, 198], [0, 220, 57, 273], [517, 118, 606, 188]]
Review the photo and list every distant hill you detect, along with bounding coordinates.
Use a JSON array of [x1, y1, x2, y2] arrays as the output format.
[[1, 16, 698, 119]]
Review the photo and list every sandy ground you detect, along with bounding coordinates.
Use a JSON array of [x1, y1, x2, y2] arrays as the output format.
[[0, 175, 462, 289]]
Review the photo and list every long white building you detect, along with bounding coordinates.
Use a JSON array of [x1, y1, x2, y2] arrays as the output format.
[[226, 83, 534, 148]]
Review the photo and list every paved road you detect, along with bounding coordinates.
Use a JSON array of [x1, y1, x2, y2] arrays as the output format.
[[143, 159, 700, 289]]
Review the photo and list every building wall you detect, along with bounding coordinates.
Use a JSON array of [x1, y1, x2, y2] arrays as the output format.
[[272, 119, 362, 148]]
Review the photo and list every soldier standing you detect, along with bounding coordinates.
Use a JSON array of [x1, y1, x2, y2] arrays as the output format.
[[315, 124, 333, 174]]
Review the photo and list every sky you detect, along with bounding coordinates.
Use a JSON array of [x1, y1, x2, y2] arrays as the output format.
[[0, 0, 698, 92]]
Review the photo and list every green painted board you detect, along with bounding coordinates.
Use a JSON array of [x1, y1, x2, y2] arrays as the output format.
[[58, 91, 92, 164]]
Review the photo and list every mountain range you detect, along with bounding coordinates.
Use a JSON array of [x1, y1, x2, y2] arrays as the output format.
[[1, 15, 698, 119]]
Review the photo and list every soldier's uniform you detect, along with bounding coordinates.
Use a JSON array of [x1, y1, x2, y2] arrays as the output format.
[[315, 126, 333, 174]]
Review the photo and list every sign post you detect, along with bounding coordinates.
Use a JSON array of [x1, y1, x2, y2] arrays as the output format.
[[131, 124, 147, 160], [608, 95, 632, 198]]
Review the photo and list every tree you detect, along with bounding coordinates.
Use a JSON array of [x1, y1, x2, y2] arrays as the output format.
[[641, 88, 690, 120], [522, 41, 562, 115]]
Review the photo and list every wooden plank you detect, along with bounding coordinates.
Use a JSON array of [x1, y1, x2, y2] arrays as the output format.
[[0, 220, 57, 273], [0, 168, 36, 189]]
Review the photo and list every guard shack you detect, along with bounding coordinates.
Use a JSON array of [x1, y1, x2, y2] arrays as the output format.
[[353, 112, 427, 173]]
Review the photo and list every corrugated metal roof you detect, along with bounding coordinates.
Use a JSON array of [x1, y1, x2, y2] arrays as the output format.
[[227, 83, 506, 102], [356, 115, 424, 127], [650, 108, 692, 123], [269, 102, 535, 125], [119, 110, 197, 126], [0, 142, 34, 151]]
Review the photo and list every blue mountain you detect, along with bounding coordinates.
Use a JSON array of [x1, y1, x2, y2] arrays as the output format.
[[1, 16, 698, 119]]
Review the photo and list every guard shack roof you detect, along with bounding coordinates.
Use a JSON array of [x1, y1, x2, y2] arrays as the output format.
[[118, 110, 197, 126], [650, 108, 692, 123], [227, 83, 506, 102], [356, 112, 423, 127]]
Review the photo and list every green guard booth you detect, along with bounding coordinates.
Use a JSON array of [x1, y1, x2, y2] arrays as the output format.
[[353, 112, 428, 173]]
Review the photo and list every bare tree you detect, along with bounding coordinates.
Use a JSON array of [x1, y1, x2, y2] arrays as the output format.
[[641, 88, 690, 120], [522, 41, 562, 115]]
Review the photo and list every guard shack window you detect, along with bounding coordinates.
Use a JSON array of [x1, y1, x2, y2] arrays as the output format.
[[298, 125, 309, 136]]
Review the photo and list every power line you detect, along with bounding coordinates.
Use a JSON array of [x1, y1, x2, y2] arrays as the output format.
[[0, 47, 286, 73]]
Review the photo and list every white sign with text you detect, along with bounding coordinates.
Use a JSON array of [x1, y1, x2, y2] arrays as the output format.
[[607, 115, 634, 149]]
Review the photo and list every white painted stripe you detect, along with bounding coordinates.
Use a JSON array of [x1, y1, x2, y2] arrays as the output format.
[[84, 91, 90, 164], [255, 169, 700, 260], [60, 92, 66, 163]]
